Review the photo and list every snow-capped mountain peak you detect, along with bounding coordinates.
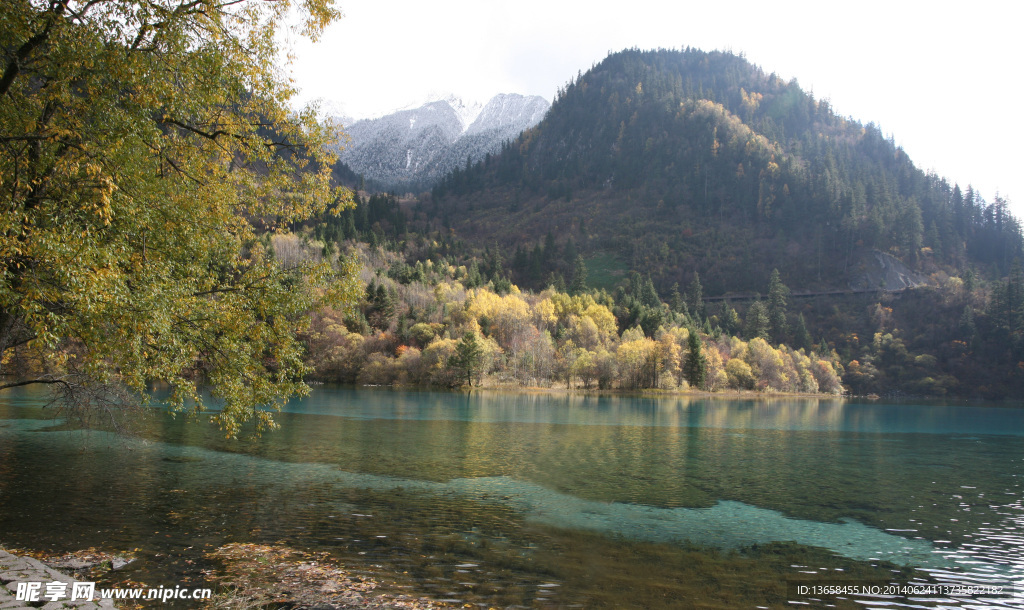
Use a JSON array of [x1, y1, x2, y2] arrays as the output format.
[[337, 93, 550, 193], [436, 94, 484, 133], [466, 93, 550, 136]]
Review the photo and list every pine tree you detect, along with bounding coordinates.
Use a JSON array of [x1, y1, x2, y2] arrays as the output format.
[[721, 302, 741, 336], [963, 268, 976, 295], [767, 269, 789, 342], [548, 271, 567, 292], [640, 274, 661, 308], [687, 272, 705, 321], [684, 330, 707, 389], [565, 239, 578, 264], [453, 332, 483, 387], [342, 210, 357, 240], [529, 244, 544, 284], [465, 260, 483, 288], [959, 305, 977, 349], [669, 283, 684, 314], [744, 298, 770, 340], [570, 255, 589, 295], [818, 338, 831, 358], [543, 232, 557, 262], [794, 313, 813, 351]]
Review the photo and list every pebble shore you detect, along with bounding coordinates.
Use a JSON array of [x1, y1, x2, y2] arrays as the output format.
[[0, 548, 116, 610], [1, 545, 445, 610]]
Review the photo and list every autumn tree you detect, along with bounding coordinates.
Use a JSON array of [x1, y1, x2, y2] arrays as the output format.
[[616, 326, 657, 389], [556, 340, 583, 389], [0, 0, 357, 436]]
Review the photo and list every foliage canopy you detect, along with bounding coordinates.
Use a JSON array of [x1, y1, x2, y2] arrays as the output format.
[[0, 0, 357, 435]]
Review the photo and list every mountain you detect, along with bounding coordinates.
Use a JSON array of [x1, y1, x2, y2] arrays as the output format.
[[310, 48, 1024, 400], [465, 93, 550, 138], [430, 48, 1022, 295], [338, 94, 549, 193]]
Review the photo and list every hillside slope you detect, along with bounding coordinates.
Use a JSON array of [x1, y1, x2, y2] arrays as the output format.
[[430, 49, 1021, 294]]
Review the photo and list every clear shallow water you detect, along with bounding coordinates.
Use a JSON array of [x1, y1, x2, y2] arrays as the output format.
[[1, 387, 1023, 608]]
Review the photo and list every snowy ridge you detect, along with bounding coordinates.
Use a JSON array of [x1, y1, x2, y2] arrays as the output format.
[[438, 94, 484, 133], [337, 93, 549, 192], [466, 93, 549, 137]]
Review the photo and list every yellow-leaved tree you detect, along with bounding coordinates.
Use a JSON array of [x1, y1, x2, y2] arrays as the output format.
[[0, 0, 358, 436]]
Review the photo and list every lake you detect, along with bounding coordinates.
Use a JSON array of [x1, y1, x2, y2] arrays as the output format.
[[1, 387, 1023, 608]]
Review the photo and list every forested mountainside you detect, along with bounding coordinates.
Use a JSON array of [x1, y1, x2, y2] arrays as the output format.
[[303, 48, 1024, 399], [430, 48, 1021, 295]]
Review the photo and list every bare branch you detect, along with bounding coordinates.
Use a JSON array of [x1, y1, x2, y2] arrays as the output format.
[[0, 375, 73, 392]]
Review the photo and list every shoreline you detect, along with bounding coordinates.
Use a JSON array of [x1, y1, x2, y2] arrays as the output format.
[[0, 547, 116, 609], [316, 376, 846, 400], [464, 381, 840, 400], [319, 380, 1024, 406], [0, 545, 444, 609]]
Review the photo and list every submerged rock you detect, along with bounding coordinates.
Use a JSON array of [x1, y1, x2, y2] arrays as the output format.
[[109, 558, 134, 571]]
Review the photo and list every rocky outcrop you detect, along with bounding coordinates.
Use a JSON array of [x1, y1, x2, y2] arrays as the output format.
[[848, 250, 928, 292], [0, 548, 116, 609]]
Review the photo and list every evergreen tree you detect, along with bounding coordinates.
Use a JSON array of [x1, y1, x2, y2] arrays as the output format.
[[528, 244, 544, 285], [959, 305, 977, 349], [818, 338, 831, 358], [465, 260, 483, 288], [767, 268, 789, 342], [989, 263, 1024, 356], [543, 232, 557, 262], [721, 302, 741, 336], [684, 330, 707, 389], [355, 197, 369, 232], [564, 239, 578, 265], [794, 313, 813, 351], [492, 275, 512, 295], [570, 255, 589, 295], [640, 274, 661, 308], [452, 332, 483, 386], [342, 210, 357, 240], [963, 268, 976, 294], [687, 272, 705, 321], [548, 271, 567, 292], [744, 298, 770, 340], [669, 283, 685, 314], [364, 281, 396, 330]]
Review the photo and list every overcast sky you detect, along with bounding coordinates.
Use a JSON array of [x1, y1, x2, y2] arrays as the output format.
[[286, 0, 1022, 215]]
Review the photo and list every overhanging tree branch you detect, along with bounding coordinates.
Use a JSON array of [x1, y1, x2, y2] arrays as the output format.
[[0, 375, 74, 391]]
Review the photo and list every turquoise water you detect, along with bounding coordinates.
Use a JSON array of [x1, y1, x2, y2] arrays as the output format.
[[1, 387, 1023, 608]]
